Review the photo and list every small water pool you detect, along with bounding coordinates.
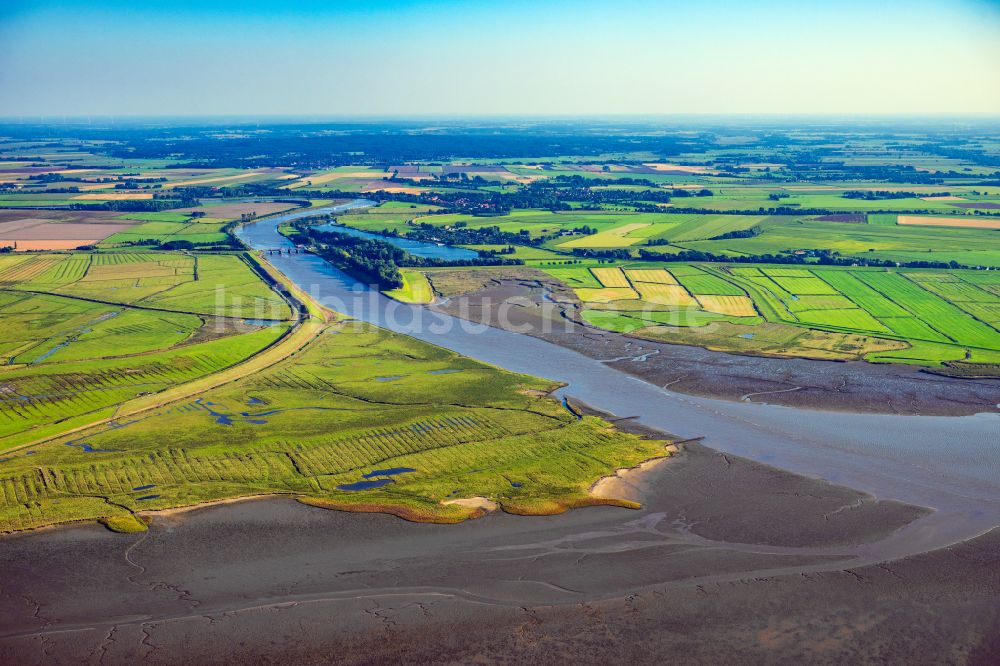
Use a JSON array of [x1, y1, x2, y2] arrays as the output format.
[[337, 478, 395, 491]]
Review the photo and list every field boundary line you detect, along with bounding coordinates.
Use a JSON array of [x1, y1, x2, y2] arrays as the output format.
[[0, 255, 326, 456], [898, 271, 1000, 335], [0, 287, 289, 322]]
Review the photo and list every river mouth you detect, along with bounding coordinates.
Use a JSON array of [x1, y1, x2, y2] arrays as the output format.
[[236, 201, 1000, 550]]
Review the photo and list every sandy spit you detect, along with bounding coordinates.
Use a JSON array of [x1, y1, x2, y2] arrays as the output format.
[[442, 497, 499, 512], [590, 444, 679, 502]]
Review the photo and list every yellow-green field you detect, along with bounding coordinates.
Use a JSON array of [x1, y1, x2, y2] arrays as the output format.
[[546, 261, 1000, 370], [559, 222, 651, 248]]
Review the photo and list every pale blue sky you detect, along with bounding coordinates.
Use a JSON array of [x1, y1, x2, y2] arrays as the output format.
[[1, 0, 998, 117]]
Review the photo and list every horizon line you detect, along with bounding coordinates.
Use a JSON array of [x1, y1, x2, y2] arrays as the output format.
[[2, 112, 1000, 123]]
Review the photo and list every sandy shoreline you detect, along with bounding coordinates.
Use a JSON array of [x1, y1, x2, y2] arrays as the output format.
[[589, 446, 677, 502]]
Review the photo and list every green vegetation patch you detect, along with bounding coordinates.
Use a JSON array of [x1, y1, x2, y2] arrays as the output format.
[[0, 322, 670, 532], [386, 269, 434, 304]]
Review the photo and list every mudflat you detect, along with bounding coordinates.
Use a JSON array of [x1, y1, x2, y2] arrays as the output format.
[[4, 438, 996, 664]]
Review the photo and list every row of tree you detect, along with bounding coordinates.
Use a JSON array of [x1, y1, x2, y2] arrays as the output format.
[[293, 227, 524, 290]]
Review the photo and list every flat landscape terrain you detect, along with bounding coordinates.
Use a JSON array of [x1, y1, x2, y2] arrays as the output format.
[[0, 118, 998, 664]]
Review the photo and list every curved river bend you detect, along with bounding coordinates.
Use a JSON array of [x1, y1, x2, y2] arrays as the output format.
[[238, 202, 1000, 552]]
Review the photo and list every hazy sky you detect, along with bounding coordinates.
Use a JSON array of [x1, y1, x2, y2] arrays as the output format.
[[1, 0, 999, 117]]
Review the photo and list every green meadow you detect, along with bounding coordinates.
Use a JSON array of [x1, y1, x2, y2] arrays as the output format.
[[539, 261, 1000, 371], [0, 321, 668, 532]]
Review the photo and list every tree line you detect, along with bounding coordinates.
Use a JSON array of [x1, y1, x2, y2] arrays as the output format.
[[292, 227, 523, 290]]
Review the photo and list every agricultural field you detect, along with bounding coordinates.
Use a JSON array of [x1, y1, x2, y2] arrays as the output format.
[[0, 251, 297, 450], [421, 210, 644, 239], [282, 166, 392, 191], [897, 215, 1000, 231], [544, 260, 1000, 369], [558, 222, 654, 248], [2, 252, 292, 319], [336, 204, 1000, 269], [659, 217, 1000, 268], [0, 319, 668, 533], [0, 210, 138, 250], [331, 201, 443, 235]]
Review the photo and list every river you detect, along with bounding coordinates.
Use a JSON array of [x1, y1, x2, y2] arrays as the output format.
[[237, 201, 1000, 552]]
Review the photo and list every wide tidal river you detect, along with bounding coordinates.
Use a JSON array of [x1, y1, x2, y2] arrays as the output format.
[[238, 201, 1000, 553]]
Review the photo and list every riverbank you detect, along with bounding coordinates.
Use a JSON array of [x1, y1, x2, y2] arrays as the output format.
[[429, 270, 1000, 416]]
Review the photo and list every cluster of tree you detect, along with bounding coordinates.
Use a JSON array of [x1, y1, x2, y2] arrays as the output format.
[[287, 177, 714, 217], [636, 248, 970, 269], [69, 197, 198, 212], [404, 223, 542, 247], [668, 188, 714, 198], [114, 178, 168, 189], [785, 161, 948, 185], [708, 225, 763, 240], [102, 126, 691, 168], [158, 238, 239, 251], [32, 173, 167, 187], [376, 172, 712, 212], [842, 190, 949, 200], [107, 237, 238, 251], [35, 173, 74, 183], [913, 142, 997, 168], [662, 204, 950, 217], [551, 175, 659, 187], [519, 180, 709, 207], [295, 227, 523, 290], [570, 248, 632, 260], [484, 245, 517, 255]]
